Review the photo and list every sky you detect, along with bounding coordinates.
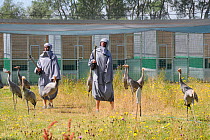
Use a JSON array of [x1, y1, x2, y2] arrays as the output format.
[[0, 0, 32, 8]]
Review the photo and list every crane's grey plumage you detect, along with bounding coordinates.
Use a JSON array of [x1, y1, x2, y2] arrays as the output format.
[[87, 67, 93, 93], [42, 76, 58, 97], [22, 76, 36, 115], [4, 70, 22, 110], [123, 65, 145, 118], [14, 66, 30, 89], [123, 65, 140, 93], [177, 68, 198, 120]]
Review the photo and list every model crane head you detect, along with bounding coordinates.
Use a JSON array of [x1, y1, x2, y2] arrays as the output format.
[[177, 68, 182, 74], [122, 64, 129, 68], [53, 76, 57, 82], [22, 76, 26, 80], [4, 70, 11, 75], [14, 66, 20, 69]]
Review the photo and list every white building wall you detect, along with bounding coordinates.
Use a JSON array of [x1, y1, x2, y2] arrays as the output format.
[[49, 35, 62, 59], [143, 31, 157, 57], [175, 33, 188, 57], [134, 30, 157, 58], [3, 33, 11, 59], [134, 32, 142, 58], [189, 33, 203, 57]]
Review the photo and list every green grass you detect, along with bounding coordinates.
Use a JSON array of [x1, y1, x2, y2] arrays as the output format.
[[0, 72, 209, 140]]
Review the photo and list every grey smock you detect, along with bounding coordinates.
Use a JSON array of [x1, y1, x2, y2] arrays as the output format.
[[88, 46, 114, 102], [34, 50, 61, 100]]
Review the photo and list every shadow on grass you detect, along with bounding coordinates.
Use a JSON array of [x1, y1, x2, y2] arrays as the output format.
[[1, 138, 18, 140]]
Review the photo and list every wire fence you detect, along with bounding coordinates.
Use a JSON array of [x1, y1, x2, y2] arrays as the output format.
[[1, 30, 210, 85]]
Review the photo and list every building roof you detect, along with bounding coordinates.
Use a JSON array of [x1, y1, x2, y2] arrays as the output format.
[[0, 19, 210, 35]]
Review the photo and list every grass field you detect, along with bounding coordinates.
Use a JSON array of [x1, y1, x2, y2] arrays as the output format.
[[0, 71, 209, 140]]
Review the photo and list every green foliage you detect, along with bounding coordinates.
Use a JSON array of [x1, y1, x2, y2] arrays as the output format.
[[0, 0, 26, 19], [76, 0, 104, 19], [104, 0, 127, 19], [27, 0, 52, 19]]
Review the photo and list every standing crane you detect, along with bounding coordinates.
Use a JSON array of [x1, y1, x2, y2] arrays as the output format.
[[122, 65, 145, 118], [14, 66, 30, 89], [4, 70, 22, 110], [177, 68, 198, 120], [42, 76, 58, 97], [22, 76, 36, 115]]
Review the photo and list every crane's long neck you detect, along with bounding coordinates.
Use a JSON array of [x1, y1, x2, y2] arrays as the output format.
[[17, 69, 20, 76], [53, 77, 58, 87], [55, 80, 58, 87], [89, 67, 92, 77], [178, 71, 185, 86], [17, 69, 22, 84], [7, 73, 11, 84], [124, 67, 129, 80], [22, 79, 26, 91], [137, 69, 144, 83]]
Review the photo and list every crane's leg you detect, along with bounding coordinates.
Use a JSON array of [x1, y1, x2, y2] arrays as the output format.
[[136, 88, 142, 118], [131, 92, 134, 104], [186, 106, 189, 121], [191, 105, 196, 121], [26, 100, 29, 114], [139, 99, 142, 117], [13, 93, 16, 110], [33, 105, 36, 117], [135, 103, 138, 120], [15, 94, 18, 104]]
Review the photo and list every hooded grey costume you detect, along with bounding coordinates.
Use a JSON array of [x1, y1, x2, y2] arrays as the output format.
[[88, 38, 114, 102], [34, 43, 61, 100]]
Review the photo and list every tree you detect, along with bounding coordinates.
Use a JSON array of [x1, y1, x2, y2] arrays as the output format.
[[144, 0, 170, 20], [45, 0, 78, 20], [170, 0, 196, 19], [76, 0, 104, 19], [0, 0, 26, 19], [104, 0, 127, 19], [204, 0, 210, 19], [27, 0, 52, 19]]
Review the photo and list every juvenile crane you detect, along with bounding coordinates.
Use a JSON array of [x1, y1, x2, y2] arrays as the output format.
[[22, 76, 36, 115], [123, 65, 145, 118], [42, 76, 58, 98], [177, 68, 198, 120], [14, 66, 30, 89], [4, 70, 22, 110]]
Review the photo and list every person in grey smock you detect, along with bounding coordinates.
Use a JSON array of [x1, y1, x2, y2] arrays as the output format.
[[35, 43, 61, 109], [88, 38, 114, 112]]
